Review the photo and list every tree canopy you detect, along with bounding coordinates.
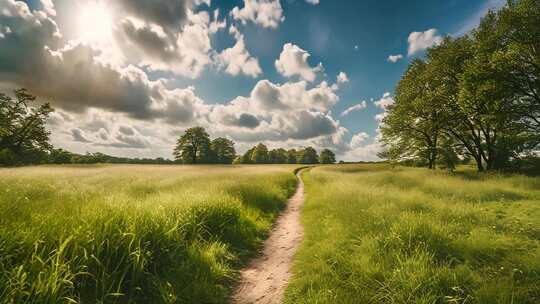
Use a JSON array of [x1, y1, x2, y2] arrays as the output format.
[[319, 149, 336, 164], [0, 89, 53, 165], [173, 127, 237, 164], [380, 0, 540, 171]]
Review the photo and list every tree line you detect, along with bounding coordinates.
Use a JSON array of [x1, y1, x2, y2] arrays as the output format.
[[0, 92, 336, 167], [173, 126, 336, 164], [380, 0, 540, 172]]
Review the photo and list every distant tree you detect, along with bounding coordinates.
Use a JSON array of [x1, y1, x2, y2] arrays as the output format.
[[0, 89, 53, 165], [49, 148, 72, 164], [238, 147, 255, 164], [251, 143, 269, 164], [319, 149, 336, 164], [232, 155, 243, 164], [286, 149, 298, 164], [268, 148, 288, 164], [173, 127, 211, 164], [210, 137, 236, 164], [297, 147, 319, 164]]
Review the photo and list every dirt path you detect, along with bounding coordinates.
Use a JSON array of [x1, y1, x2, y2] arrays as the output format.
[[231, 171, 305, 304]]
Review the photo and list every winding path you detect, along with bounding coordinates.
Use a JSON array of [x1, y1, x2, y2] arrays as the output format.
[[231, 170, 305, 304]]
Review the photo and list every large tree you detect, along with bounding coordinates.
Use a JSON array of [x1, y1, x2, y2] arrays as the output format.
[[497, 0, 540, 142], [286, 149, 298, 164], [173, 127, 211, 164], [380, 59, 445, 169], [210, 137, 236, 164], [297, 147, 319, 164], [319, 149, 336, 164], [0, 89, 53, 165], [250, 143, 269, 164], [268, 148, 288, 164]]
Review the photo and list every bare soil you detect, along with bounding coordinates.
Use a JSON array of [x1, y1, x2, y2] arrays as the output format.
[[231, 172, 305, 304]]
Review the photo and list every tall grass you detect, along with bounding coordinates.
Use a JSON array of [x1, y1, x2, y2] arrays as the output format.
[[285, 164, 540, 304], [0, 164, 298, 303]]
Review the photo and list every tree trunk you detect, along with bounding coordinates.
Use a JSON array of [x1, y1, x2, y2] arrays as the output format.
[[475, 156, 484, 172]]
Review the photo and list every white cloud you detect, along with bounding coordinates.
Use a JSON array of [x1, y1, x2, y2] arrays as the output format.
[[354, 45, 359, 51], [342, 142, 382, 162], [374, 92, 394, 110], [350, 132, 369, 148], [216, 26, 262, 77], [341, 101, 367, 117], [39, 0, 55, 16], [387, 54, 403, 63], [336, 71, 349, 84], [408, 29, 443, 55], [275, 43, 322, 82], [305, 0, 320, 4], [0, 0, 360, 160], [231, 0, 284, 29]]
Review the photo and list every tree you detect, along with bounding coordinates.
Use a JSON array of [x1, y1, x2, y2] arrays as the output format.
[[49, 148, 72, 164], [497, 0, 540, 144], [250, 143, 269, 164], [297, 147, 319, 164], [268, 148, 288, 164], [319, 149, 336, 164], [0, 89, 53, 165], [380, 59, 445, 169], [210, 137, 236, 164], [286, 149, 298, 164], [173, 127, 211, 164]]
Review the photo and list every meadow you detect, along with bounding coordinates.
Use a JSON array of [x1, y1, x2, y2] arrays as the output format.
[[285, 164, 540, 303], [0, 165, 298, 303]]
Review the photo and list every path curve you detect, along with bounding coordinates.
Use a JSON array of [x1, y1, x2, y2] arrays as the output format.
[[231, 170, 305, 304]]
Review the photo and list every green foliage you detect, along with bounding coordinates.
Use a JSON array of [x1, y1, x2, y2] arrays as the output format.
[[250, 143, 269, 164], [49, 148, 72, 164], [173, 127, 212, 164], [0, 89, 53, 166], [287, 149, 298, 164], [318, 149, 336, 164], [0, 165, 298, 303], [210, 137, 236, 164], [285, 164, 540, 303], [268, 148, 288, 164], [297, 147, 319, 164], [380, 0, 540, 172]]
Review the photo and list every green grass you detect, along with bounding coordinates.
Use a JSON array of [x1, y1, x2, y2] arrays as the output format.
[[0, 164, 298, 303], [285, 164, 540, 304]]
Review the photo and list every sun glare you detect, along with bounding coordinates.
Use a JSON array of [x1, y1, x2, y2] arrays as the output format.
[[78, 2, 113, 44]]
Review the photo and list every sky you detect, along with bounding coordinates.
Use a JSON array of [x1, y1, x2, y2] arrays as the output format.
[[0, 0, 505, 161]]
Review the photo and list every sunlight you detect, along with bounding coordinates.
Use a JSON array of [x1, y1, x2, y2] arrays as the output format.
[[78, 1, 113, 44]]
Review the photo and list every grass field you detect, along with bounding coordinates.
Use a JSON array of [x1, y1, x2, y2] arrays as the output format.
[[0, 165, 298, 303], [285, 164, 540, 303]]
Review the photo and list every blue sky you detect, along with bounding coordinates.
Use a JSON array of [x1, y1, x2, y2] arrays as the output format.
[[1, 0, 504, 160]]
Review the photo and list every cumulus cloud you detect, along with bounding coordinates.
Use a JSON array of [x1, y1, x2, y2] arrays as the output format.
[[39, 0, 55, 16], [231, 0, 284, 29], [71, 128, 92, 143], [216, 26, 262, 77], [374, 92, 395, 110], [341, 101, 367, 117], [336, 72, 349, 84], [208, 78, 340, 143], [387, 54, 403, 63], [0, 0, 356, 160], [0, 0, 211, 124], [275, 43, 322, 82], [115, 9, 220, 78], [408, 29, 443, 55], [350, 132, 369, 148]]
